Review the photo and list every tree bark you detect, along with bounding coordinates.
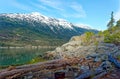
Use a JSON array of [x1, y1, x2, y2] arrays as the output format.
[[0, 58, 80, 79], [108, 55, 120, 68]]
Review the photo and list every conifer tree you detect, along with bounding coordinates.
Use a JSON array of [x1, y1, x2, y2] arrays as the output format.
[[107, 11, 115, 28]]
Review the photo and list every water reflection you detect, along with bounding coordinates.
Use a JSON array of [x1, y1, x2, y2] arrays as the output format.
[[0, 48, 54, 66]]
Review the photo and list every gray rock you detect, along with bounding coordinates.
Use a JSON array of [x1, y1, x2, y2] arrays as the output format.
[[80, 65, 90, 72], [94, 57, 101, 62], [65, 45, 75, 51], [101, 55, 108, 61], [55, 47, 63, 53], [104, 43, 115, 48], [87, 53, 99, 58], [100, 61, 112, 71]]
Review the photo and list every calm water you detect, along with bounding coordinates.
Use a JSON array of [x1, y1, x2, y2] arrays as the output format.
[[0, 48, 54, 66]]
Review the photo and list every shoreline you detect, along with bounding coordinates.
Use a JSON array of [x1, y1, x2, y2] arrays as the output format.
[[0, 46, 58, 49]]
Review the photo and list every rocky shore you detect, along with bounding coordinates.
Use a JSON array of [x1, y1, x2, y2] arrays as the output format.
[[0, 47, 120, 79], [0, 35, 120, 79], [45, 35, 117, 59], [43, 34, 120, 79]]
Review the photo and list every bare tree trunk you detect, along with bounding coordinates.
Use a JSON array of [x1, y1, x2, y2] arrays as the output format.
[[0, 58, 80, 79], [76, 68, 105, 79]]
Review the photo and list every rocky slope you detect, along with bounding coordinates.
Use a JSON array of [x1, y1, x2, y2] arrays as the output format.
[[45, 33, 104, 59], [0, 12, 98, 46], [40, 31, 120, 79]]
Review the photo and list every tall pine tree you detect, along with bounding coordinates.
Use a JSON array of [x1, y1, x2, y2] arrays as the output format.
[[107, 11, 115, 29]]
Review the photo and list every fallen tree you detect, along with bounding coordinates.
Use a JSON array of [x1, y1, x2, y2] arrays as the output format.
[[108, 55, 120, 68], [0, 58, 80, 79], [75, 67, 106, 79]]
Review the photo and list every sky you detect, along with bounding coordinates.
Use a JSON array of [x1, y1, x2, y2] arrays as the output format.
[[0, 0, 120, 30]]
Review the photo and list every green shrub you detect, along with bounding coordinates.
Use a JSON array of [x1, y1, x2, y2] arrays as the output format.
[[104, 32, 120, 45], [28, 57, 46, 64], [94, 41, 99, 52], [98, 31, 104, 37], [82, 32, 95, 45]]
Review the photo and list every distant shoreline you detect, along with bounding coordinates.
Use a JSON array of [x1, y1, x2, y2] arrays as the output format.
[[0, 46, 58, 49]]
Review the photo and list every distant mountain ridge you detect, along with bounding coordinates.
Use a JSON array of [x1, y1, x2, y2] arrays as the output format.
[[0, 12, 98, 46]]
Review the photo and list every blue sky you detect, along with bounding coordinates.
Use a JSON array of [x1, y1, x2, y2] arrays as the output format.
[[0, 0, 120, 30]]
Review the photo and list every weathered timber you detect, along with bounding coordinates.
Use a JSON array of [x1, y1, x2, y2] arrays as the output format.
[[76, 67, 105, 79], [0, 58, 80, 79], [92, 71, 107, 79], [108, 55, 120, 68]]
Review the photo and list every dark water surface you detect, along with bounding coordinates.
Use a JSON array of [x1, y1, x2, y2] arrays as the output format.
[[0, 48, 54, 66]]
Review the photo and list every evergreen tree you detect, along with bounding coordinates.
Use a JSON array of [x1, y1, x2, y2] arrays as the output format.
[[116, 19, 120, 27], [107, 11, 115, 28]]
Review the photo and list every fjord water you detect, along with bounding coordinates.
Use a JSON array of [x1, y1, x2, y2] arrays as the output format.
[[0, 48, 54, 67]]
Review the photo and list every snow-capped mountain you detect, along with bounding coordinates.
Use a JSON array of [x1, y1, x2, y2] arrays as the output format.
[[75, 24, 92, 29], [0, 12, 98, 46], [0, 12, 92, 30], [0, 12, 74, 29]]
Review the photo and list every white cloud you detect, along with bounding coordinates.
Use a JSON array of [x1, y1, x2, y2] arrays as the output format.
[[70, 3, 86, 18], [115, 0, 120, 21], [39, 0, 86, 18], [10, 0, 86, 19], [115, 11, 120, 21], [39, 0, 64, 11], [29, 2, 50, 11]]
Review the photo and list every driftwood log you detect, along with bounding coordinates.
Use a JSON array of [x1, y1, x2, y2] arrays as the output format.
[[92, 71, 107, 79], [0, 58, 80, 79], [76, 67, 105, 79], [108, 55, 120, 68]]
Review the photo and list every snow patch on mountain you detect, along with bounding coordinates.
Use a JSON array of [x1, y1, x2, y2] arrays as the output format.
[[0, 12, 95, 31], [75, 24, 92, 29], [0, 12, 75, 29]]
